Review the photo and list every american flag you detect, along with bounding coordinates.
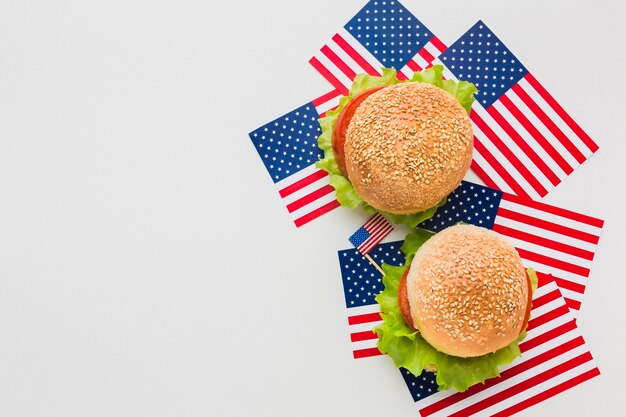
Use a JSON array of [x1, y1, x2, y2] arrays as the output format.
[[419, 180, 604, 314], [349, 213, 394, 255], [404, 279, 599, 416], [248, 90, 341, 227], [436, 21, 599, 200], [309, 0, 445, 94], [338, 241, 405, 359]]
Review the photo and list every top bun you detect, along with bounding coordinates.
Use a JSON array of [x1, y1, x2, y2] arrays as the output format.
[[344, 82, 473, 214], [406, 224, 529, 358]]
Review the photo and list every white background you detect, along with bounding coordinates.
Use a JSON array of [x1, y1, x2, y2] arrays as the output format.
[[0, 0, 624, 416]]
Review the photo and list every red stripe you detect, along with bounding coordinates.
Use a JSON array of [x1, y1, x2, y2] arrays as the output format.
[[512, 83, 586, 164], [309, 57, 350, 96], [311, 89, 341, 108], [418, 47, 435, 64], [362, 213, 383, 229], [472, 117, 529, 198], [470, 159, 498, 190], [348, 312, 381, 326], [350, 330, 377, 342], [286, 184, 335, 213], [321, 45, 357, 81], [473, 109, 543, 197], [353, 347, 381, 359], [293, 199, 340, 228], [526, 304, 569, 332], [520, 319, 576, 353], [487, 104, 558, 189], [419, 336, 585, 416], [553, 277, 586, 295], [491, 223, 595, 261], [501, 192, 604, 229], [491, 366, 600, 417], [530, 288, 561, 310], [406, 59, 422, 72], [517, 247, 590, 278], [430, 36, 447, 53], [332, 33, 381, 76], [564, 297, 582, 311], [499, 93, 573, 176], [445, 351, 593, 417], [525, 73, 598, 153], [279, 170, 328, 198], [495, 207, 600, 245], [396, 71, 408, 81]]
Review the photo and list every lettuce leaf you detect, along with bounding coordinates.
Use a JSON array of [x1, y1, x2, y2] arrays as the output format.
[[374, 229, 536, 392], [316, 66, 477, 224]]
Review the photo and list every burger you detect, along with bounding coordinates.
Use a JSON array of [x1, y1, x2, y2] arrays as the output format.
[[375, 224, 537, 392], [317, 66, 478, 227]]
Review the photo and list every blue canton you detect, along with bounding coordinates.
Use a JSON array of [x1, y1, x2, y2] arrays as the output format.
[[419, 181, 503, 231], [344, 0, 434, 70], [248, 103, 322, 183], [338, 241, 405, 308], [440, 20, 528, 108], [349, 226, 370, 248], [401, 368, 438, 401]]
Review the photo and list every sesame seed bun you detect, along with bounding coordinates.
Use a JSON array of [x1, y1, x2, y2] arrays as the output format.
[[344, 82, 473, 214], [405, 224, 529, 358]]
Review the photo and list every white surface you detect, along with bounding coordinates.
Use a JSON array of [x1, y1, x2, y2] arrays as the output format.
[[0, 0, 624, 416]]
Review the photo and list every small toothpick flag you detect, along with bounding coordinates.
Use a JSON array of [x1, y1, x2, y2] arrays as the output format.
[[349, 213, 394, 274]]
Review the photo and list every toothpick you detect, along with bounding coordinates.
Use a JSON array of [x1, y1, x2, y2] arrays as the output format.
[[364, 253, 385, 276]]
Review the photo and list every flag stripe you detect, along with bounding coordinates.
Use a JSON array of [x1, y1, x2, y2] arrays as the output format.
[[406, 58, 422, 72], [286, 184, 335, 213], [472, 113, 531, 198], [524, 73, 598, 152], [528, 287, 560, 310], [492, 223, 594, 261], [351, 329, 378, 342], [501, 193, 604, 229], [472, 107, 543, 199], [553, 277, 585, 295], [311, 89, 341, 108], [321, 45, 357, 81], [474, 130, 527, 196], [279, 169, 329, 198], [309, 56, 350, 96], [332, 33, 381, 76], [498, 93, 573, 176], [348, 311, 382, 326], [418, 47, 435, 64], [519, 77, 594, 160], [512, 83, 586, 165], [445, 352, 593, 417], [469, 159, 498, 189], [430, 35, 447, 52], [353, 347, 382, 359], [526, 304, 570, 332], [495, 208, 599, 245], [517, 248, 589, 277], [520, 319, 576, 353], [293, 199, 340, 227], [490, 367, 600, 417], [487, 104, 559, 188]]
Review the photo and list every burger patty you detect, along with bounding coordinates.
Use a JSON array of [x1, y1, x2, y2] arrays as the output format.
[[398, 266, 534, 336]]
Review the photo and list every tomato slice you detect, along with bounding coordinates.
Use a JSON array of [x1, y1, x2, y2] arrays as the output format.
[[520, 270, 533, 335], [332, 86, 386, 177]]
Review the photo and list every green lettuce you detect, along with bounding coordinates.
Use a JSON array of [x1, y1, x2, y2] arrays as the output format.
[[374, 229, 537, 392], [316, 66, 477, 227]]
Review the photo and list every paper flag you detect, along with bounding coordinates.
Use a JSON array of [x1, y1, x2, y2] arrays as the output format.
[[308, 0, 598, 199]]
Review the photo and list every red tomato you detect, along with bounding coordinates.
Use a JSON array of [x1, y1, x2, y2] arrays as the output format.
[[520, 271, 533, 334], [332, 86, 386, 177]]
